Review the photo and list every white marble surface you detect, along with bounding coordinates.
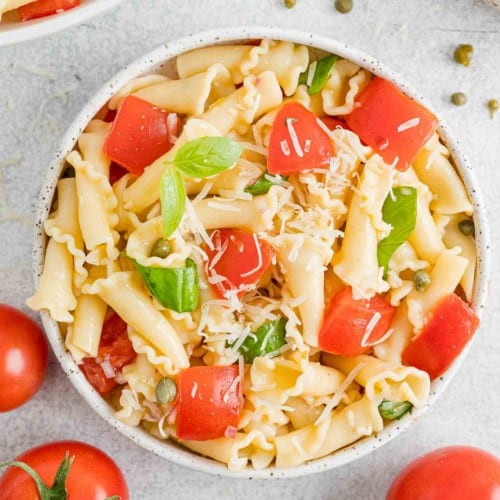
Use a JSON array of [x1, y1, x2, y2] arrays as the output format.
[[0, 1, 499, 499]]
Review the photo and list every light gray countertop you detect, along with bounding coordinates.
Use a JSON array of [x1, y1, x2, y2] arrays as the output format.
[[1, 1, 499, 499]]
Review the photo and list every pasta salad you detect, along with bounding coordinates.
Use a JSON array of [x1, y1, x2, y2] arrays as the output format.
[[28, 39, 480, 470]]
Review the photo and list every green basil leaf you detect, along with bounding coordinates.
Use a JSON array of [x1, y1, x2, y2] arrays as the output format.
[[377, 186, 417, 278], [238, 317, 287, 363], [134, 258, 199, 312], [378, 400, 413, 420], [244, 171, 288, 196], [173, 136, 243, 178], [299, 54, 338, 95], [161, 166, 186, 239]]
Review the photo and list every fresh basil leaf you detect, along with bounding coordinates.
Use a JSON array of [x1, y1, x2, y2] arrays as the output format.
[[238, 318, 287, 363], [161, 166, 186, 239], [299, 54, 338, 95], [377, 186, 417, 278], [134, 258, 199, 312], [172, 136, 242, 179], [378, 400, 413, 420], [245, 171, 288, 196]]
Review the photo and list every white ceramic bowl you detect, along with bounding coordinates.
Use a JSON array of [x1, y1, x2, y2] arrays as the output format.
[[0, 0, 123, 47], [32, 26, 490, 478]]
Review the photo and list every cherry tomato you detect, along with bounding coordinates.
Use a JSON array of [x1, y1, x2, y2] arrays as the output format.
[[345, 77, 438, 171], [103, 95, 179, 174], [0, 304, 48, 413], [18, 0, 80, 21], [387, 446, 500, 500], [176, 365, 242, 441], [205, 229, 274, 299], [80, 313, 136, 395], [268, 102, 334, 175], [402, 293, 479, 379], [318, 287, 396, 357], [0, 441, 128, 500]]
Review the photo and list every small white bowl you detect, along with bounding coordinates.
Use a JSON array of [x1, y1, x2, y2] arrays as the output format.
[[32, 26, 490, 478], [0, 0, 124, 47]]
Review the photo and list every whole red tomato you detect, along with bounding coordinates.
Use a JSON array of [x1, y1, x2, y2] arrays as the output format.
[[0, 303, 48, 412], [387, 446, 500, 500], [0, 441, 128, 500]]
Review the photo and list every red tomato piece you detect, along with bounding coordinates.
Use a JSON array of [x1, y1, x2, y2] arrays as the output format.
[[0, 441, 128, 500], [103, 95, 179, 174], [109, 162, 128, 185], [387, 446, 500, 500], [268, 102, 334, 175], [205, 229, 274, 299], [345, 77, 438, 171], [176, 365, 242, 441], [80, 313, 136, 395], [0, 304, 48, 413], [318, 287, 396, 357], [402, 293, 479, 379], [321, 116, 350, 131], [18, 0, 80, 21]]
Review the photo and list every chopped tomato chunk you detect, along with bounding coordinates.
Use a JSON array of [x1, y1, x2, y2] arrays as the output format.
[[345, 77, 438, 171], [319, 287, 396, 357], [109, 163, 128, 185], [80, 313, 136, 395], [103, 95, 179, 174], [205, 229, 274, 299], [18, 0, 80, 21], [268, 102, 334, 175], [176, 365, 242, 441], [321, 116, 350, 131], [402, 293, 479, 379]]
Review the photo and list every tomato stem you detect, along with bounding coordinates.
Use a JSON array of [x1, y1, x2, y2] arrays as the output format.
[[0, 452, 74, 500]]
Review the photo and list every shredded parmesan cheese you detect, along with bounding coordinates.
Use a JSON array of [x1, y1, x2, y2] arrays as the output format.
[[306, 61, 317, 87], [223, 375, 241, 403], [286, 118, 304, 158], [397, 117, 420, 133], [207, 200, 241, 212], [191, 382, 198, 399], [314, 363, 366, 426], [280, 139, 291, 156], [240, 234, 263, 277], [360, 312, 382, 348]]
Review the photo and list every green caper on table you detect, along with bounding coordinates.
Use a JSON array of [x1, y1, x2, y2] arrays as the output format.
[[453, 44, 474, 66], [451, 92, 467, 106], [335, 0, 353, 14], [488, 99, 499, 118]]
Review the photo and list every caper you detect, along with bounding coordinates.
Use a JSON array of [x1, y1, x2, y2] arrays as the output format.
[[413, 270, 431, 293], [453, 44, 474, 67], [155, 377, 177, 404], [335, 0, 353, 14], [488, 99, 498, 119], [451, 92, 467, 106], [151, 238, 172, 258], [62, 166, 75, 178], [284, 0, 296, 7], [458, 219, 475, 236]]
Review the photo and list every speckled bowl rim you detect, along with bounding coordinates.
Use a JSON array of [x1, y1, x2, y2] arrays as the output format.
[[0, 0, 124, 47], [32, 26, 490, 479]]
